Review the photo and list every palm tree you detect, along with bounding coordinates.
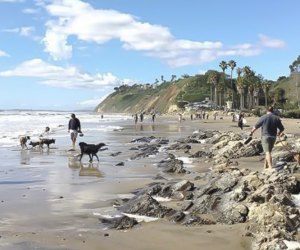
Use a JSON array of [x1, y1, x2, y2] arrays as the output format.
[[207, 72, 218, 107], [236, 67, 245, 109], [262, 80, 272, 108], [242, 66, 252, 109], [171, 75, 176, 82], [253, 74, 263, 107], [227, 60, 237, 106], [219, 61, 228, 106]]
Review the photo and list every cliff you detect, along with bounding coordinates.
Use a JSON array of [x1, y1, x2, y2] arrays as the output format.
[[95, 74, 211, 114], [95, 70, 299, 114]]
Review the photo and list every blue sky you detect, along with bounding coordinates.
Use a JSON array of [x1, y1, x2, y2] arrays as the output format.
[[0, 0, 299, 110]]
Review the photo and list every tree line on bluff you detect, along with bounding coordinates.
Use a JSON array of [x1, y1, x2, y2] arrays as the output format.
[[110, 55, 300, 113]]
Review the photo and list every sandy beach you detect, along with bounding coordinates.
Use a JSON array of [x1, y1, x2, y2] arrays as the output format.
[[1, 112, 300, 250]]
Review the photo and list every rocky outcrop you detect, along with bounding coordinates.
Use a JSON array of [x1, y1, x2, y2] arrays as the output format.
[[99, 215, 138, 230], [99, 130, 300, 249], [129, 136, 169, 160], [157, 154, 189, 174]]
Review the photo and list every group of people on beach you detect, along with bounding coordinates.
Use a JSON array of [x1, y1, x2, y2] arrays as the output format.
[[20, 107, 286, 170], [133, 112, 156, 125]]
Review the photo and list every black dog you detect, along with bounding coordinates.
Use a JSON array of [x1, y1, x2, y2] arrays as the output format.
[[79, 142, 106, 162], [20, 136, 30, 149], [40, 138, 56, 149], [29, 141, 41, 148]]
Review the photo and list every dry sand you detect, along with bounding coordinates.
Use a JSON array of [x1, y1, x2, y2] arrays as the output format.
[[0, 113, 299, 250]]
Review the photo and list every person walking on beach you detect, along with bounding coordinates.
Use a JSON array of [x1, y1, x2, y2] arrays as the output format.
[[68, 113, 82, 149], [213, 112, 217, 120], [238, 112, 244, 130], [39, 126, 50, 138], [151, 113, 156, 123], [134, 113, 138, 125], [249, 106, 284, 170], [178, 113, 183, 122], [140, 112, 144, 123]]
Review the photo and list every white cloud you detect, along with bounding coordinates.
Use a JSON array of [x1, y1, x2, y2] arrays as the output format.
[[41, 0, 224, 65], [78, 94, 109, 107], [0, 49, 10, 57], [0, 58, 133, 89], [41, 0, 285, 67], [2, 26, 35, 37], [219, 43, 262, 57], [20, 26, 35, 36], [0, 0, 24, 2], [258, 34, 286, 48], [23, 8, 39, 14]]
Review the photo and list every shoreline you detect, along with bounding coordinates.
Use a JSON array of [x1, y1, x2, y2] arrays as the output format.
[[1, 113, 300, 249]]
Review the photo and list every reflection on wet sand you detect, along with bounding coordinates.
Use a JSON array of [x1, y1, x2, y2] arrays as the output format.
[[68, 156, 103, 177], [20, 150, 30, 165], [79, 163, 103, 177], [68, 156, 81, 169], [151, 124, 155, 131]]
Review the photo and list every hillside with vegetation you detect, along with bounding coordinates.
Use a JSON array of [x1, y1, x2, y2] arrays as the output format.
[[95, 74, 211, 114], [95, 56, 300, 115]]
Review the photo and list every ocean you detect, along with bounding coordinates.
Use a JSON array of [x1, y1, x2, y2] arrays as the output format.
[[0, 111, 130, 148]]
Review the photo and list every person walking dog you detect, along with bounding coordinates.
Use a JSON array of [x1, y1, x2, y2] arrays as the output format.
[[68, 113, 82, 149]]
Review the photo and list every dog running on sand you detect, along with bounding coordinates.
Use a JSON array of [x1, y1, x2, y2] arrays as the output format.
[[79, 142, 107, 162]]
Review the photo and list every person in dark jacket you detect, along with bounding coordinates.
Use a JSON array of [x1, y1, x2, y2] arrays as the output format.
[[238, 112, 244, 130], [68, 113, 81, 149], [249, 106, 284, 169]]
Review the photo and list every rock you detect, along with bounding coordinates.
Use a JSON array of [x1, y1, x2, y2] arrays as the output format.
[[181, 214, 216, 226], [218, 204, 249, 224], [99, 215, 138, 230], [189, 151, 212, 158], [131, 136, 156, 143], [166, 142, 191, 151], [181, 201, 193, 211], [171, 180, 194, 192], [168, 211, 186, 223], [119, 194, 174, 218], [157, 156, 187, 174], [110, 152, 122, 157]]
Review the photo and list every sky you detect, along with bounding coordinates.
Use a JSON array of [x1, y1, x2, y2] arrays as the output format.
[[0, 0, 299, 110]]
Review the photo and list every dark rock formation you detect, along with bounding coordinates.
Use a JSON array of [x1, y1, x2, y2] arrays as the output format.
[[99, 215, 138, 230]]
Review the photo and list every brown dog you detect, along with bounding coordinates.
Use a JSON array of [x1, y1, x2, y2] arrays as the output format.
[[293, 153, 300, 165], [20, 136, 30, 149]]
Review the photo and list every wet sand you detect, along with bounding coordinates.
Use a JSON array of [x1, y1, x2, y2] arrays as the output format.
[[0, 113, 299, 250]]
